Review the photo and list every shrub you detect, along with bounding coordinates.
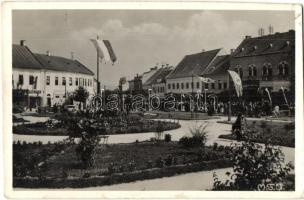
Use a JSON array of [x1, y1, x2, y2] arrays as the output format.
[[213, 140, 292, 191], [164, 134, 172, 142]]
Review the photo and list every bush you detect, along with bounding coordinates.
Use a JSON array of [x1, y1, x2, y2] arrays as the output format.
[[213, 140, 292, 191], [164, 134, 171, 142]]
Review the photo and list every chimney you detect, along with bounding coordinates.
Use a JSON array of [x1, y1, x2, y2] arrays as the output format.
[[230, 49, 235, 54], [20, 40, 26, 46], [71, 52, 74, 60], [268, 25, 274, 35], [46, 50, 51, 56], [201, 49, 205, 52], [245, 35, 251, 39]]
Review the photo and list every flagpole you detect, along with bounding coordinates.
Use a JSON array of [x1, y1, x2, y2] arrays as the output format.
[[97, 35, 101, 95], [228, 73, 231, 121]]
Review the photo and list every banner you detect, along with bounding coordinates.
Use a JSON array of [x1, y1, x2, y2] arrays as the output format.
[[90, 39, 117, 64], [227, 70, 243, 97]]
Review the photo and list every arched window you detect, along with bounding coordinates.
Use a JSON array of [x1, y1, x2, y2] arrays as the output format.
[[235, 65, 243, 79], [248, 66, 253, 76], [263, 63, 273, 77], [263, 65, 268, 76], [278, 61, 289, 76]]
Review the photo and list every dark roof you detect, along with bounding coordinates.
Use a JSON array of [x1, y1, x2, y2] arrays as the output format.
[[149, 67, 173, 85], [13, 44, 94, 75], [167, 49, 221, 79], [232, 30, 295, 58], [13, 45, 44, 70], [34, 54, 94, 75], [203, 55, 230, 75]]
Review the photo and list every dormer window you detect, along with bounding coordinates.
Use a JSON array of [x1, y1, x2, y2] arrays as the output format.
[[241, 48, 245, 52], [269, 43, 273, 48], [286, 41, 290, 46], [253, 46, 258, 50]]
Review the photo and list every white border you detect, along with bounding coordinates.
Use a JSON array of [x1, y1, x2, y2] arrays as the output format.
[[1, 1, 303, 199]]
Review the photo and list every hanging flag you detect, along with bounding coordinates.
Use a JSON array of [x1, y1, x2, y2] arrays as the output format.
[[90, 39, 117, 64], [265, 88, 272, 104], [227, 70, 243, 97], [281, 86, 289, 106], [196, 76, 216, 83]]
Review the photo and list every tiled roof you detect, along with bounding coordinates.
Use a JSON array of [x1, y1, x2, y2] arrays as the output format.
[[167, 49, 221, 79], [13, 45, 44, 70], [149, 67, 173, 85], [34, 54, 94, 75], [13, 44, 94, 76], [232, 30, 295, 58], [203, 55, 230, 75]]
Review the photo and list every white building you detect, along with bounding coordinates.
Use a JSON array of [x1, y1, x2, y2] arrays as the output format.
[[166, 49, 224, 94], [13, 43, 95, 108]]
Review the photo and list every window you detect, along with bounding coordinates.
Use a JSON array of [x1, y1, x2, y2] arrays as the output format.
[[278, 61, 289, 76], [248, 66, 253, 76], [205, 83, 209, 89], [211, 83, 215, 89], [181, 83, 184, 89], [196, 82, 200, 89], [75, 78, 79, 86], [168, 83, 171, 89], [172, 83, 175, 90], [62, 77, 66, 85], [223, 82, 227, 89], [176, 83, 179, 89], [263, 63, 273, 77], [29, 75, 34, 85], [253, 67, 257, 77], [235, 65, 243, 78], [186, 82, 189, 89], [46, 76, 50, 85], [55, 77, 58, 85], [69, 77, 72, 86], [191, 82, 194, 89], [18, 75, 24, 85], [218, 83, 222, 90]]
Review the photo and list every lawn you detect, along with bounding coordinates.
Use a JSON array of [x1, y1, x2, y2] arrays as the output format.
[[218, 120, 295, 147], [13, 141, 232, 188]]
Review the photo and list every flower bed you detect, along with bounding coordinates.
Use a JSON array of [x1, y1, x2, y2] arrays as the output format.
[[13, 141, 232, 188]]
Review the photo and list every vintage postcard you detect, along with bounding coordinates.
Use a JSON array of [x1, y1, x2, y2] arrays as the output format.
[[1, 1, 303, 199]]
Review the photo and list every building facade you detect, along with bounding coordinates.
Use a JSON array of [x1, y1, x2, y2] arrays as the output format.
[[13, 43, 95, 108], [230, 30, 295, 92], [166, 49, 222, 94]]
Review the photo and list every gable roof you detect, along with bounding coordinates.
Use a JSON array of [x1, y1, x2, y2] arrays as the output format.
[[13, 44, 94, 76], [232, 30, 295, 58], [149, 67, 173, 85], [13, 44, 44, 70], [34, 53, 94, 75], [203, 55, 230, 76], [167, 49, 221, 79]]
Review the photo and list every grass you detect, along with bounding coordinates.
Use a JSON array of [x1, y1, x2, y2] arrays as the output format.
[[218, 120, 295, 147]]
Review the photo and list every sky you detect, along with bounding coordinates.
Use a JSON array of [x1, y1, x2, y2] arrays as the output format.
[[13, 10, 294, 89]]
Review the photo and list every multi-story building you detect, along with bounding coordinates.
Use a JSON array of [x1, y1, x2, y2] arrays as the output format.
[[230, 30, 295, 93], [13, 42, 95, 109], [202, 55, 230, 94], [166, 49, 223, 94]]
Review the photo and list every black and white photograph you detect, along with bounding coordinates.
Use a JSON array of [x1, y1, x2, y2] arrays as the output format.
[[2, 1, 304, 198]]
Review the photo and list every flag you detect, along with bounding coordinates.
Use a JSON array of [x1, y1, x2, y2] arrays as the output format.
[[281, 86, 289, 105], [90, 39, 117, 64], [196, 76, 215, 83], [227, 70, 243, 97], [265, 88, 272, 104]]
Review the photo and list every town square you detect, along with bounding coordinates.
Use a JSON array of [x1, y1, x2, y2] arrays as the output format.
[[9, 8, 297, 192]]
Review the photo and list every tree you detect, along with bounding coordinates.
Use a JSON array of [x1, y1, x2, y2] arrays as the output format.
[[73, 86, 89, 110]]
